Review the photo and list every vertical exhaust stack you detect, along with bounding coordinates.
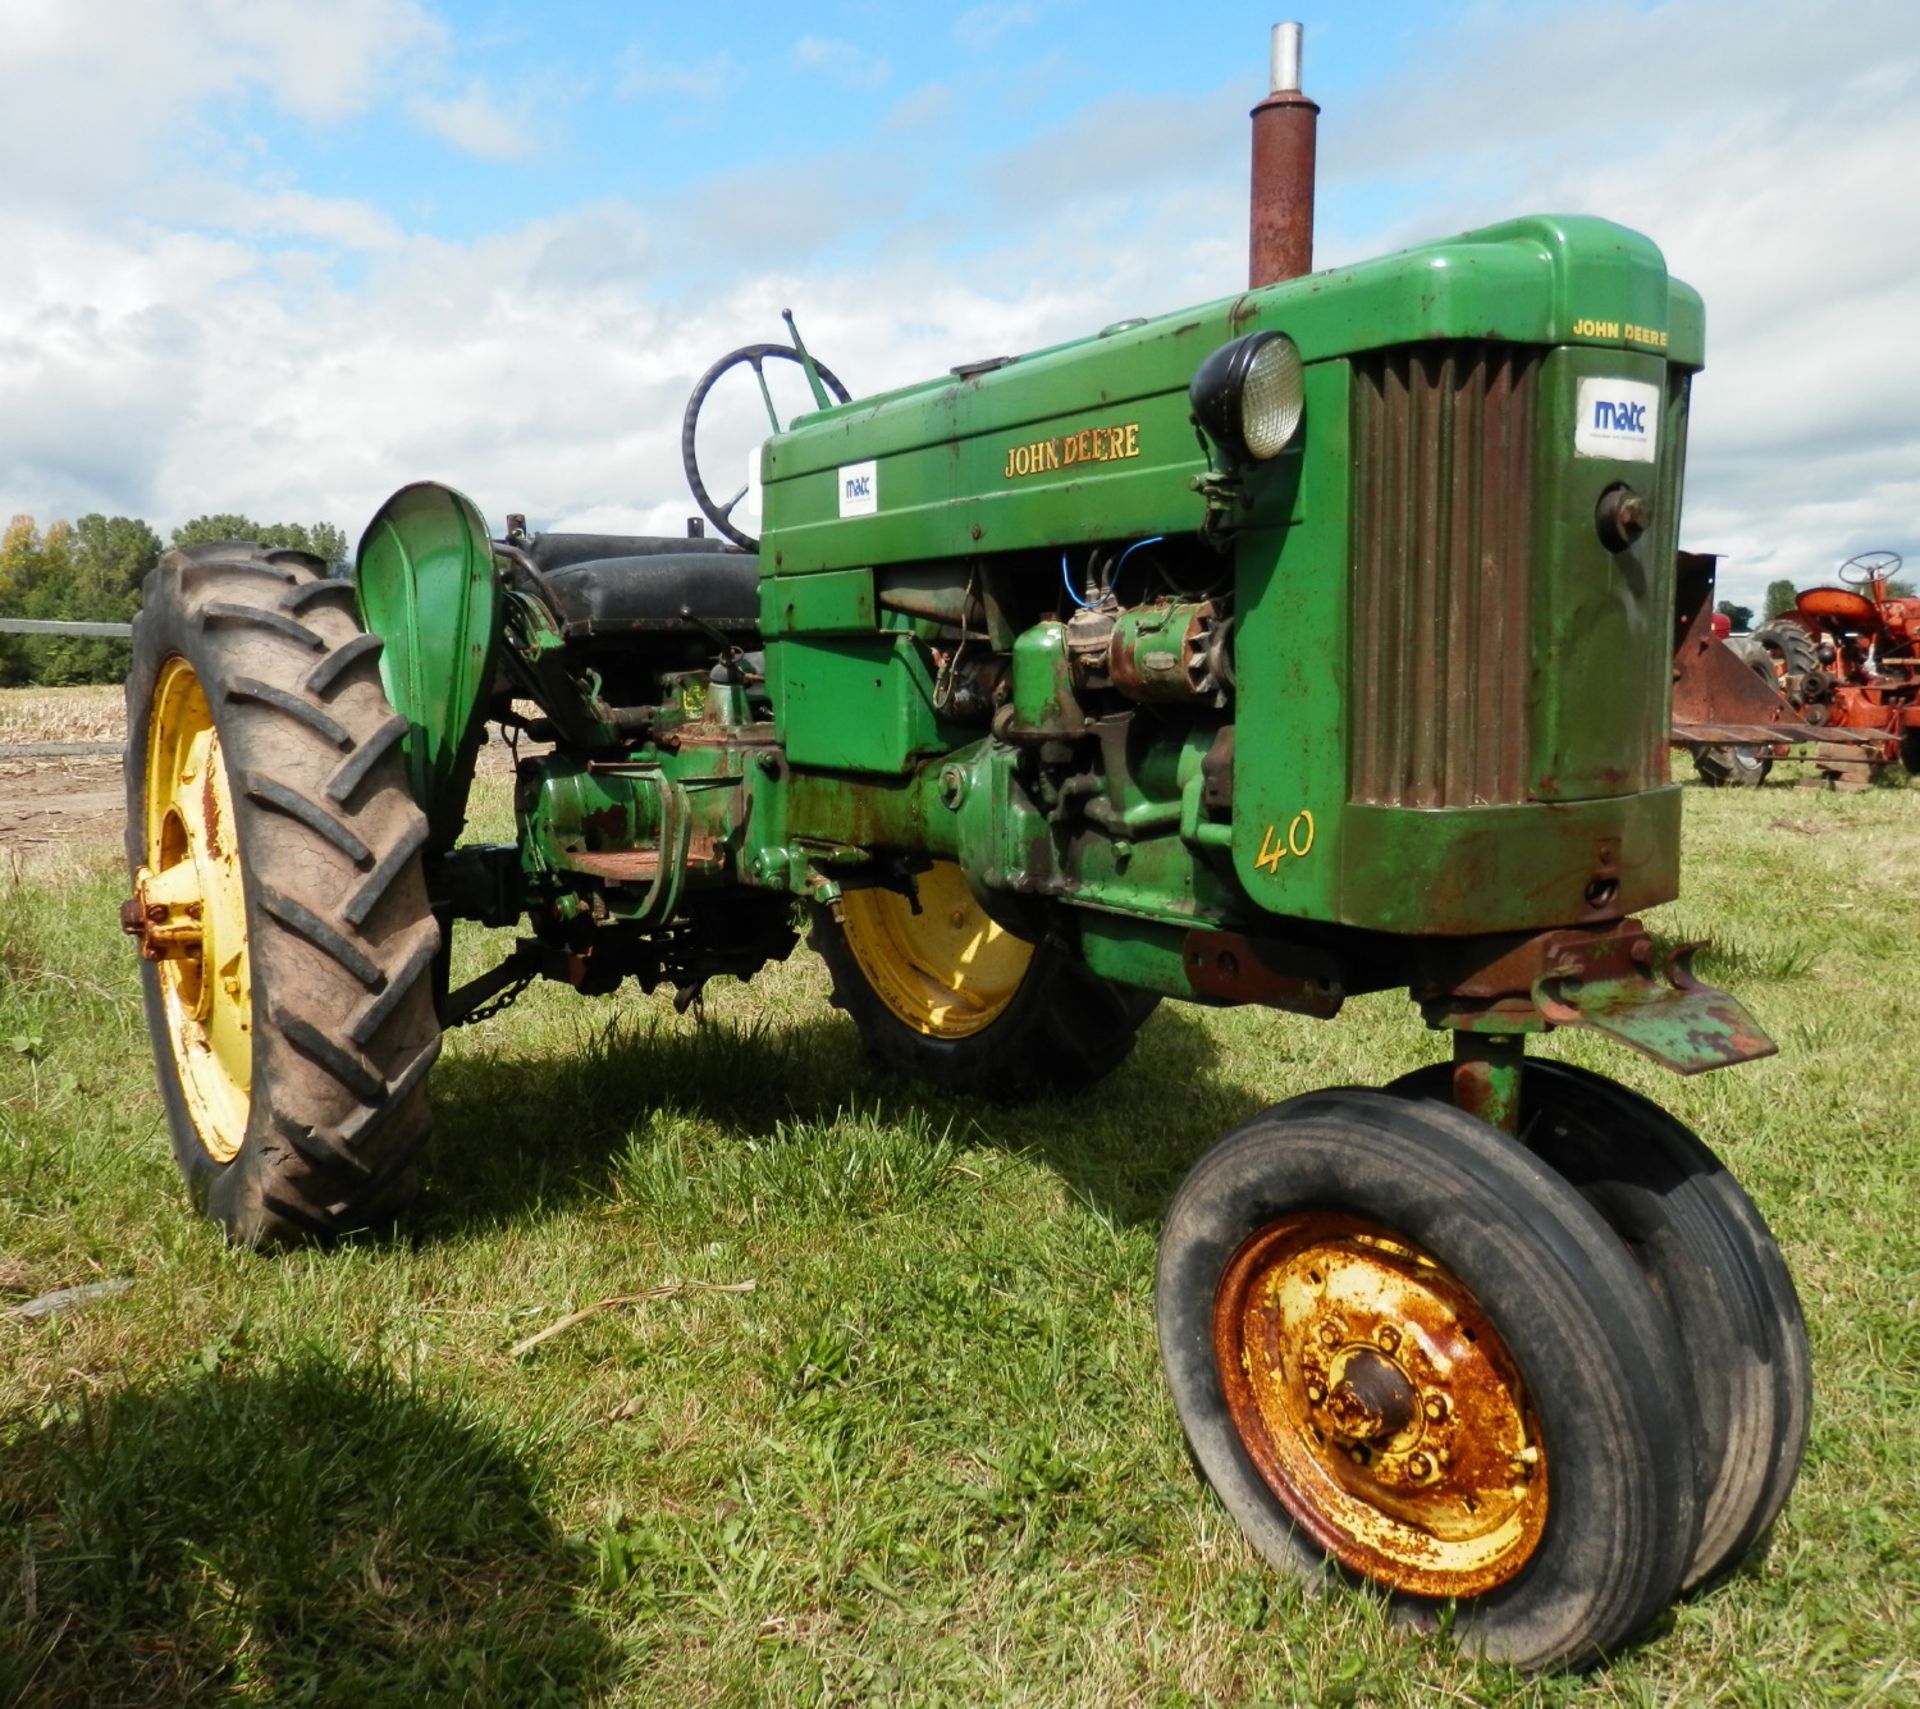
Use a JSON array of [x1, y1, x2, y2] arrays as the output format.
[[1249, 22, 1319, 287]]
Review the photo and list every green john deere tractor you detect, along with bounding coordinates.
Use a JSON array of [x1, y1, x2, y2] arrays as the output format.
[[120, 34, 1809, 1672]]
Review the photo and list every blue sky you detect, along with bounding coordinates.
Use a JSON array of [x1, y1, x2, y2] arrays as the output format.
[[218, 2, 1441, 243], [2, 0, 1914, 606]]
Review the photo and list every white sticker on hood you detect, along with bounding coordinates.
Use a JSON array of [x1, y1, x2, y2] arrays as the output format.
[[837, 460, 877, 517], [1574, 377, 1660, 463]]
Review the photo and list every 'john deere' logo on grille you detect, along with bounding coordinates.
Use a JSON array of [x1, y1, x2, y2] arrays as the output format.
[[1003, 423, 1140, 479]]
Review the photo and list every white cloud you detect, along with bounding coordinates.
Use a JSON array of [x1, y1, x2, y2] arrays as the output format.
[[616, 47, 739, 101], [1314, 1, 1920, 608], [0, 0, 443, 205], [954, 4, 1037, 51], [792, 35, 892, 92], [407, 79, 538, 162], [0, 0, 1912, 624]]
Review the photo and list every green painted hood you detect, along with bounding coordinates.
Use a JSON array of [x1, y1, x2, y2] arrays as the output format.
[[760, 214, 1702, 575]]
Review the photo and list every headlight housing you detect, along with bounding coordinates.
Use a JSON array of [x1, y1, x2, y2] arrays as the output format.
[[1189, 331, 1305, 461]]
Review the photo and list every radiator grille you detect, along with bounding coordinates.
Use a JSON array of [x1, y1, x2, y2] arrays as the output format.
[[1349, 342, 1542, 807]]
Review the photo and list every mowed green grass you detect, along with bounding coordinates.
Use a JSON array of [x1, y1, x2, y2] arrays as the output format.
[[1, 767, 1916, 1707]]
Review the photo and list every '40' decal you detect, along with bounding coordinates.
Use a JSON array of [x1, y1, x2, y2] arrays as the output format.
[[1255, 811, 1316, 873]]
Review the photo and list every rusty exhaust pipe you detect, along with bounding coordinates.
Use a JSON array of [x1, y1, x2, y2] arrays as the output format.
[[1249, 22, 1319, 287]]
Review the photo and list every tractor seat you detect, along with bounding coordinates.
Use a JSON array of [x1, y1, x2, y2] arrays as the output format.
[[524, 531, 760, 636]]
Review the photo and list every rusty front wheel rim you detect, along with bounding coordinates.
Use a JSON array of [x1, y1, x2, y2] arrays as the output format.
[[1213, 1210, 1548, 1597]]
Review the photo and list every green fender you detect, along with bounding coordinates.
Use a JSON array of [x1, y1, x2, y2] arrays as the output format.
[[355, 481, 502, 852]]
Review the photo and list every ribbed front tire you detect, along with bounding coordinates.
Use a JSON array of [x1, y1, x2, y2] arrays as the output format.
[[1156, 1090, 1699, 1670]]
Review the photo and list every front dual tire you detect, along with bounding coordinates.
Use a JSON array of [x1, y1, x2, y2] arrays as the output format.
[[1158, 1078, 1809, 1670]]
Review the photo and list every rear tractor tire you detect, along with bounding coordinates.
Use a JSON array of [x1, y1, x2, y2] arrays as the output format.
[[124, 543, 442, 1247], [1750, 619, 1821, 704], [1156, 1091, 1699, 1671], [1690, 745, 1770, 788], [811, 860, 1157, 1101]]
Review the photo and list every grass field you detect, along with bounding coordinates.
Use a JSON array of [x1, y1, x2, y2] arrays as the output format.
[[1, 703, 1916, 1705]]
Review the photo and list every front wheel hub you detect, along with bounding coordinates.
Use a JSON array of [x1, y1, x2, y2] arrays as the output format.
[[1213, 1210, 1548, 1597]]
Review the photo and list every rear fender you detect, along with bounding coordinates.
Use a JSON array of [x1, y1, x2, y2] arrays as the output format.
[[355, 481, 501, 852]]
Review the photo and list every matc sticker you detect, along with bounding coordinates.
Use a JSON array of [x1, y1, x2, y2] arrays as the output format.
[[1574, 378, 1660, 463], [837, 460, 878, 517]]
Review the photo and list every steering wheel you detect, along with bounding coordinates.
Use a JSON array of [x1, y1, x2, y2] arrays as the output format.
[[1838, 550, 1903, 588], [681, 343, 850, 550]]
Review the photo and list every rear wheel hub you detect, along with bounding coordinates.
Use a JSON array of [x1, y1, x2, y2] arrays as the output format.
[[128, 656, 252, 1164]]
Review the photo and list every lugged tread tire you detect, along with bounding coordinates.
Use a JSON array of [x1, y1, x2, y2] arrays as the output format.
[[125, 542, 441, 1247], [810, 907, 1157, 1102], [1751, 619, 1821, 700], [1690, 745, 1770, 788], [1156, 1090, 1699, 1671], [1386, 1061, 1812, 1591]]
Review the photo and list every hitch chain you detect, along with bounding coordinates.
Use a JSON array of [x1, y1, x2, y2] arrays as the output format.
[[456, 972, 536, 1028]]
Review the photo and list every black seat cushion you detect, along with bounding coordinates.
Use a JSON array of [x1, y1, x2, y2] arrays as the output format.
[[529, 531, 738, 574], [542, 551, 761, 636]]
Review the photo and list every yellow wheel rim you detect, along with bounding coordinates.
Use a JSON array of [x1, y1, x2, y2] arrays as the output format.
[[838, 862, 1032, 1039], [136, 657, 252, 1163], [1213, 1211, 1548, 1597]]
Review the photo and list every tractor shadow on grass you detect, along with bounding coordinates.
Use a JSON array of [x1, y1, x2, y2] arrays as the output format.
[[0, 1352, 616, 1706], [420, 998, 1271, 1240]]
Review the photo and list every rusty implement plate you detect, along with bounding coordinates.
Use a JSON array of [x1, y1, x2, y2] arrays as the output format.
[[1671, 720, 1882, 749], [1533, 945, 1776, 1075]]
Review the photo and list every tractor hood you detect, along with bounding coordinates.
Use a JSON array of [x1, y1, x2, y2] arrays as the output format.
[[760, 214, 1702, 575]]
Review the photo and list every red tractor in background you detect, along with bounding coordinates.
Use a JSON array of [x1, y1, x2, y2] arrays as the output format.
[[1752, 551, 1920, 787]]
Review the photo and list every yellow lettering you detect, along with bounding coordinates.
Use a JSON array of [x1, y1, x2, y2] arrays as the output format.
[[1287, 809, 1316, 859], [1003, 421, 1142, 479], [1255, 824, 1285, 874]]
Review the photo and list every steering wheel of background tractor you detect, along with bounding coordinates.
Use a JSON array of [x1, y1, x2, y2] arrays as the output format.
[[681, 343, 851, 550], [1839, 549, 1903, 588]]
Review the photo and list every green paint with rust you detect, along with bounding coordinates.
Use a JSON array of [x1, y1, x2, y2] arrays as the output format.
[[368, 209, 1769, 1066], [759, 215, 1703, 937], [761, 215, 1699, 573]]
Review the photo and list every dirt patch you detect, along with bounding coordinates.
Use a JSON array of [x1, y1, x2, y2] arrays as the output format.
[[0, 753, 126, 852], [0, 688, 127, 856]]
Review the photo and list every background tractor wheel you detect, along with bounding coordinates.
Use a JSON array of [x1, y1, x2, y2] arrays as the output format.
[[1157, 1090, 1698, 1671], [1387, 1061, 1811, 1590], [811, 862, 1156, 1101], [1750, 619, 1821, 703], [1690, 745, 1770, 788], [125, 543, 442, 1247]]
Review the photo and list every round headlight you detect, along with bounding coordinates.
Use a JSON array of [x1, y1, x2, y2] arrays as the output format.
[[1189, 331, 1305, 462]]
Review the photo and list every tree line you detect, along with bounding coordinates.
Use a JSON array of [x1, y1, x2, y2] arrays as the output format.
[[0, 514, 346, 686]]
